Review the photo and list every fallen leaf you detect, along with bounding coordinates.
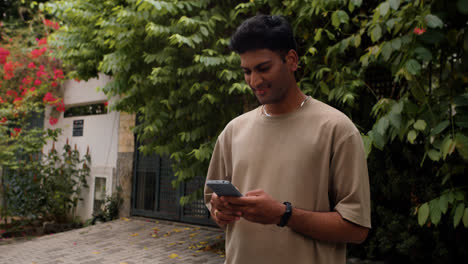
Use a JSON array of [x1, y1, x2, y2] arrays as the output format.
[[168, 243, 176, 246], [120, 262, 128, 264], [130, 233, 139, 237], [178, 241, 185, 244], [155, 221, 159, 224], [199, 241, 208, 245], [92, 251, 100, 255], [169, 253, 178, 259], [152, 234, 158, 238], [73, 242, 77, 245], [152, 227, 159, 231], [144, 246, 148, 250], [121, 217, 130, 221]]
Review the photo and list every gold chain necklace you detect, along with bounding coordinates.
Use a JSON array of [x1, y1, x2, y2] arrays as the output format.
[[262, 96, 311, 117]]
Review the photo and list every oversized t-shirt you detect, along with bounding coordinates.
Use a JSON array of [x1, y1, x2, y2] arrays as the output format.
[[204, 98, 371, 264]]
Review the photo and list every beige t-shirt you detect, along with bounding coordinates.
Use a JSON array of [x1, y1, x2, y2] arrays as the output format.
[[204, 98, 371, 264]]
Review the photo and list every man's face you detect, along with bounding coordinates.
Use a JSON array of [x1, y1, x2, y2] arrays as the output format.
[[240, 49, 296, 105]]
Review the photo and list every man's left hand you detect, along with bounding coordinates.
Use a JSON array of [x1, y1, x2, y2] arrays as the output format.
[[223, 189, 285, 225]]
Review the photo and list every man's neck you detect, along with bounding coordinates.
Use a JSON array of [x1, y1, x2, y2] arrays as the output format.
[[264, 86, 307, 116]]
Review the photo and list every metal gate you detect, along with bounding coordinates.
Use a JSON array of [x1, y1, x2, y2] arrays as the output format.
[[131, 145, 215, 226]]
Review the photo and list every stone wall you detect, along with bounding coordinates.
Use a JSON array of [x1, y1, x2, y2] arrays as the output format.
[[117, 112, 135, 217]]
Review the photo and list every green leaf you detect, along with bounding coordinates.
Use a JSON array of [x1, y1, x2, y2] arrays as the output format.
[[371, 25, 382, 43], [319, 81, 329, 95], [454, 203, 465, 228], [354, 34, 361, 47], [351, 0, 363, 7], [391, 38, 402, 50], [389, 0, 400, 10], [413, 119, 427, 131], [463, 208, 468, 228], [414, 47, 433, 61], [439, 193, 449, 214], [405, 59, 421, 75], [332, 10, 349, 28], [408, 130, 418, 144], [431, 120, 450, 135], [362, 134, 373, 158], [381, 42, 393, 61], [425, 14, 444, 29], [455, 133, 468, 160], [441, 136, 456, 159], [376, 116, 390, 135], [458, 0, 468, 14], [379, 2, 390, 16], [429, 199, 441, 226], [427, 149, 441, 161], [314, 28, 323, 42], [388, 113, 402, 130], [418, 203, 429, 226]]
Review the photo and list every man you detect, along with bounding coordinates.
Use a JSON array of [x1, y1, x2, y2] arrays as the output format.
[[204, 15, 371, 263]]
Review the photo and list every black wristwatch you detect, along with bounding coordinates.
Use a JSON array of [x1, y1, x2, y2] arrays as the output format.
[[277, 201, 292, 227]]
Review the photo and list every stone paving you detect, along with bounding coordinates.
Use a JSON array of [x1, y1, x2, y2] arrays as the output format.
[[0, 217, 225, 264]]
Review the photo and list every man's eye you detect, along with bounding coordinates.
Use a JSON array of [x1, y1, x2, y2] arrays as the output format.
[[258, 67, 269, 72], [243, 70, 251, 75]]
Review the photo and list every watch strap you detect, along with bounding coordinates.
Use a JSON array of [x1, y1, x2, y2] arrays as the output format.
[[277, 201, 292, 227]]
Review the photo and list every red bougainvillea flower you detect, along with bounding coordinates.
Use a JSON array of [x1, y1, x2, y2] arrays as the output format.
[[6, 90, 18, 97], [34, 79, 42, 86], [43, 19, 60, 30], [0, 117, 7, 123], [28, 62, 36, 69], [22, 76, 33, 85], [0, 47, 10, 64], [55, 100, 65, 112], [11, 127, 21, 137], [31, 47, 47, 58], [0, 96, 4, 103], [3, 62, 16, 80], [51, 81, 58, 87], [36, 38, 47, 46], [53, 69, 64, 80], [413, 27, 426, 35], [104, 101, 109, 107], [43, 92, 57, 103], [49, 117, 58, 125], [13, 97, 22, 104]]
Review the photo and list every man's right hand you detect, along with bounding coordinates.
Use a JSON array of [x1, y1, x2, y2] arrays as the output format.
[[210, 193, 242, 228]]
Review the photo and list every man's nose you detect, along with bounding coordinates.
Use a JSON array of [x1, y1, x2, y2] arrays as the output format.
[[249, 72, 263, 89]]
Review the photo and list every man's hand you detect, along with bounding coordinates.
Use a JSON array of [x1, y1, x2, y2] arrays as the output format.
[[224, 189, 285, 225], [210, 193, 242, 227]]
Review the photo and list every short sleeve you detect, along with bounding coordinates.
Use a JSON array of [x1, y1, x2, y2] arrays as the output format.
[[204, 130, 232, 211], [330, 132, 371, 228]]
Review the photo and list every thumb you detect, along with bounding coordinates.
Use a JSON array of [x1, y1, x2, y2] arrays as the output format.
[[245, 189, 264, 197]]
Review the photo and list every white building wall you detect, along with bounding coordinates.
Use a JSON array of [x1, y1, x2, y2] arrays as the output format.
[[43, 73, 119, 222]]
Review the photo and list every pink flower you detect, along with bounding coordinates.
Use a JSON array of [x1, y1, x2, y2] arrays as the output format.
[[37, 38, 47, 46], [34, 79, 42, 86], [31, 47, 47, 58], [0, 47, 10, 64], [0, 117, 7, 123], [104, 101, 109, 107], [6, 90, 18, 97], [413, 27, 426, 35], [39, 65, 45, 71], [11, 127, 21, 137], [0, 96, 4, 103], [54, 69, 64, 80], [43, 92, 57, 103], [13, 97, 22, 104], [49, 117, 58, 125], [22, 77, 33, 85], [51, 81, 58, 87], [28, 62, 36, 69], [55, 100, 65, 112]]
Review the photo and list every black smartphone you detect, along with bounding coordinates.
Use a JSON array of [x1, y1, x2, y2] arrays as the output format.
[[206, 180, 243, 197]]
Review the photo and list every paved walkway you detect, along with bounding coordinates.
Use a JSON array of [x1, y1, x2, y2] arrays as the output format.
[[0, 217, 225, 264]]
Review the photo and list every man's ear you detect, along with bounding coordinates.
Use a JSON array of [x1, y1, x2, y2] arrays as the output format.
[[284, 49, 298, 72]]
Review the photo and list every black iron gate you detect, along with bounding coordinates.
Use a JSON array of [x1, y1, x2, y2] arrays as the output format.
[[131, 145, 215, 226]]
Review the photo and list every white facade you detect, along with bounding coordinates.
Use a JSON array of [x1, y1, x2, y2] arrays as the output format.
[[43, 73, 119, 222]]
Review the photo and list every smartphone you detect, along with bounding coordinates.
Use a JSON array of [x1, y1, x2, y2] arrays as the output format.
[[206, 180, 243, 197]]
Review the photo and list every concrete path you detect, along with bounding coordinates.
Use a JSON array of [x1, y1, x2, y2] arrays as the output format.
[[0, 217, 225, 264]]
